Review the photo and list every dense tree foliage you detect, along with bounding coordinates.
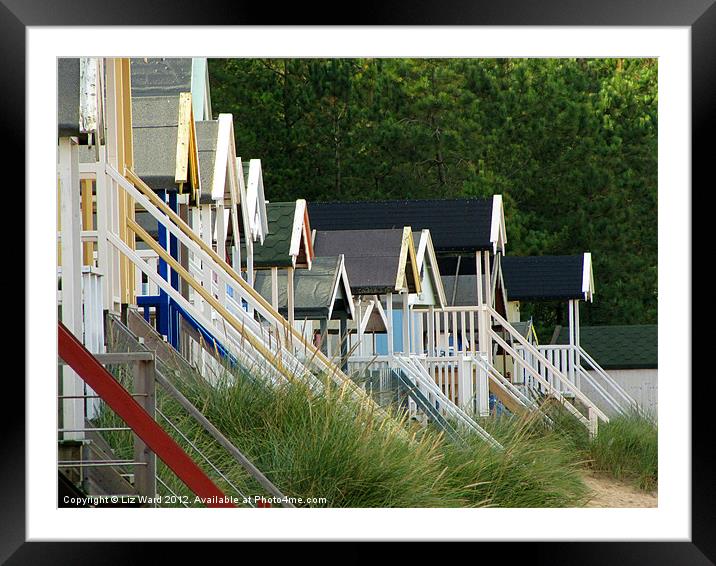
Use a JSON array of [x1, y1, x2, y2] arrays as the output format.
[[209, 58, 657, 330]]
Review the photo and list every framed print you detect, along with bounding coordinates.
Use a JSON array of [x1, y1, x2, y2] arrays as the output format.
[[8, 0, 712, 562]]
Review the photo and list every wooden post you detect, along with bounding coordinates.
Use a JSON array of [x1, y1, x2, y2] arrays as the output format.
[[402, 292, 410, 354], [94, 148, 112, 311], [340, 315, 349, 373], [427, 305, 435, 357], [588, 407, 598, 439], [271, 267, 279, 310], [246, 238, 255, 317], [483, 252, 493, 309], [575, 299, 581, 389], [386, 292, 394, 357], [200, 204, 213, 318], [475, 251, 487, 358], [483, 252, 493, 364], [356, 298, 364, 356], [133, 357, 157, 502], [59, 136, 85, 441], [216, 203, 227, 309], [568, 299, 575, 385], [179, 198, 191, 301], [103, 59, 125, 313], [287, 267, 295, 327], [319, 318, 328, 355], [81, 179, 94, 266]]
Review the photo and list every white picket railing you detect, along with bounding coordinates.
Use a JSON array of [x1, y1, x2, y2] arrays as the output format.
[[105, 165, 407, 438], [395, 355, 502, 449], [409, 306, 543, 416], [514, 344, 642, 418]]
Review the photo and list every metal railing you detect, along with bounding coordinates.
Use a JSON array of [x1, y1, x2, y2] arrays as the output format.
[[58, 321, 235, 507], [105, 313, 294, 507]]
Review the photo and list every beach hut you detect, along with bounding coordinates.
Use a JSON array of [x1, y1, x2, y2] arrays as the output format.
[[248, 200, 315, 326], [313, 227, 421, 362], [500, 253, 640, 417], [239, 158, 269, 286], [502, 253, 595, 356], [253, 255, 355, 357], [309, 196, 508, 361]]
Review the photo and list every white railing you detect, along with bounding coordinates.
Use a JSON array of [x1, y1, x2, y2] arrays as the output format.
[[487, 306, 605, 430], [411, 306, 539, 417], [105, 166, 402, 434], [134, 250, 160, 297], [346, 357, 401, 410], [395, 355, 502, 449], [514, 344, 642, 418], [411, 305, 604, 434], [410, 306, 480, 358], [346, 354, 502, 449], [81, 267, 104, 419]]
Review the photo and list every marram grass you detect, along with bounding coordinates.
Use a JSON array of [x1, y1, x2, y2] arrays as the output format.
[[94, 359, 593, 507], [533, 401, 658, 492], [588, 411, 658, 491]]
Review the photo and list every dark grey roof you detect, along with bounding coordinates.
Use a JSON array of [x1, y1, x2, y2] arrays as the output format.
[[442, 274, 482, 307], [438, 254, 497, 277], [553, 325, 657, 370], [58, 58, 80, 138], [130, 58, 192, 97], [502, 255, 585, 301], [196, 120, 218, 204], [308, 198, 495, 253], [131, 95, 182, 192], [253, 256, 351, 320], [313, 229, 405, 295]]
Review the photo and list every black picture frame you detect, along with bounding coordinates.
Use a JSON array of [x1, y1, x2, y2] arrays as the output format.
[[7, 1, 710, 562]]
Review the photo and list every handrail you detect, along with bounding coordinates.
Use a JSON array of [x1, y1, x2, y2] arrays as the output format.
[[574, 364, 627, 416], [154, 369, 294, 507], [127, 217, 296, 382], [394, 355, 503, 450], [489, 329, 591, 427], [486, 305, 608, 423], [513, 343, 623, 414], [515, 342, 639, 415], [119, 167, 337, 373], [472, 355, 536, 412], [577, 346, 639, 409], [108, 232, 297, 387], [389, 368, 463, 444], [58, 322, 235, 508], [111, 166, 387, 409], [108, 165, 407, 439], [413, 306, 482, 313]]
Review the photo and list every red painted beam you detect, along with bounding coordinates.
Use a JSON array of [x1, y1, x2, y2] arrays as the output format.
[[58, 322, 236, 508]]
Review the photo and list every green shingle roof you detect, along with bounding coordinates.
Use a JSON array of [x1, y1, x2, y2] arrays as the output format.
[[553, 324, 657, 370], [253, 256, 351, 320], [251, 202, 297, 268]]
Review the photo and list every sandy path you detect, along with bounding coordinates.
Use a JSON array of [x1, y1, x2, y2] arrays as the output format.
[[582, 470, 657, 508]]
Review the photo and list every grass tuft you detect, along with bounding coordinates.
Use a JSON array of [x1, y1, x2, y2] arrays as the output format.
[[589, 411, 657, 491], [93, 355, 593, 507]]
